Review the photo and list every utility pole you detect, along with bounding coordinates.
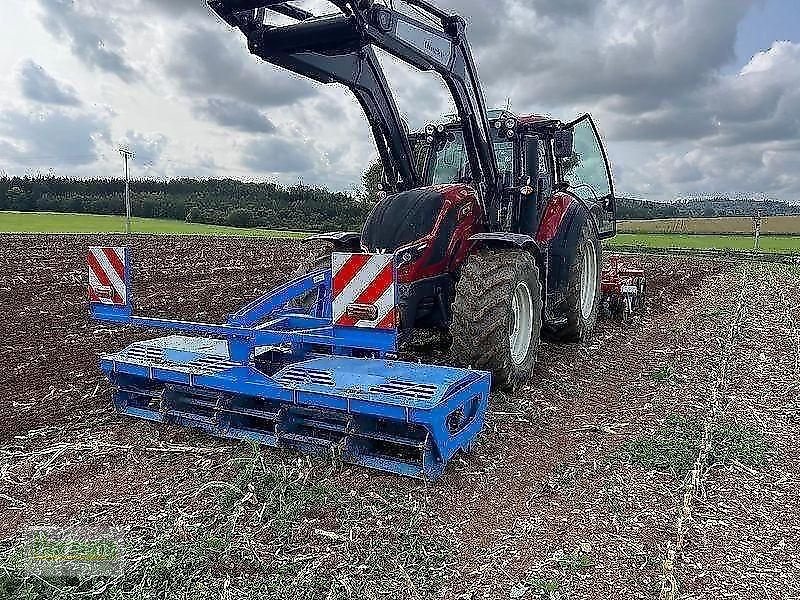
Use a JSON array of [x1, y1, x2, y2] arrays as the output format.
[[752, 211, 762, 251], [119, 146, 135, 234]]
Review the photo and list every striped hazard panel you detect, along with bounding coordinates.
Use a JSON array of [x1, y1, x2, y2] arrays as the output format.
[[332, 253, 397, 330], [88, 247, 128, 306]]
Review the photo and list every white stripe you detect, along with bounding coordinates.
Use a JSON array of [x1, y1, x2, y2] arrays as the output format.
[[88, 265, 114, 304], [332, 254, 392, 322], [88, 265, 102, 289], [354, 282, 395, 329], [92, 248, 127, 303]]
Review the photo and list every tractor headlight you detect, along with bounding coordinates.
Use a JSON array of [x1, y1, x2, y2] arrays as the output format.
[[425, 124, 436, 136], [505, 118, 517, 130], [396, 242, 428, 267]]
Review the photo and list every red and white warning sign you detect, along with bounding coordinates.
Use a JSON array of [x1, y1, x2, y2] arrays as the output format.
[[332, 253, 397, 330], [88, 247, 128, 306]]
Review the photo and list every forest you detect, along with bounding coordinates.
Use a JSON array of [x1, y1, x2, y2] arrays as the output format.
[[2, 174, 796, 231], [0, 175, 375, 232]]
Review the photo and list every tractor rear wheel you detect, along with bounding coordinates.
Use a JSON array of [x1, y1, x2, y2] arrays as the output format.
[[552, 219, 602, 342], [449, 249, 542, 391]]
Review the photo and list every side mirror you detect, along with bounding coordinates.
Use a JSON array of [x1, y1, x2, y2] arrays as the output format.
[[554, 129, 574, 159]]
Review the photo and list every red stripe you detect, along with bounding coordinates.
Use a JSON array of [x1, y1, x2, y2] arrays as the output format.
[[102, 247, 125, 281], [335, 263, 394, 327], [88, 252, 113, 289], [377, 307, 397, 330], [88, 252, 124, 305], [336, 313, 356, 327], [88, 285, 100, 303], [354, 262, 393, 305], [332, 254, 371, 296]]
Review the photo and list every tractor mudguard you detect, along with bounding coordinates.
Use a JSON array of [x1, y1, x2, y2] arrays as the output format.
[[305, 231, 362, 251], [468, 232, 540, 251], [542, 197, 594, 292], [541, 199, 603, 336]]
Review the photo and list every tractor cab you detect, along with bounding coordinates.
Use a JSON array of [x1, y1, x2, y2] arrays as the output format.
[[407, 110, 617, 240]]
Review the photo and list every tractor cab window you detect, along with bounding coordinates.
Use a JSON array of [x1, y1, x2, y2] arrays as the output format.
[[429, 130, 513, 185], [431, 133, 467, 184], [559, 115, 616, 237]]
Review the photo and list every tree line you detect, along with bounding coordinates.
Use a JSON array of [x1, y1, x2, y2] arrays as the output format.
[[616, 196, 800, 219], [3, 174, 794, 230], [0, 175, 376, 232]]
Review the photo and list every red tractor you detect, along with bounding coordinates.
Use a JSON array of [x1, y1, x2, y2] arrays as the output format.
[[210, 0, 624, 390]]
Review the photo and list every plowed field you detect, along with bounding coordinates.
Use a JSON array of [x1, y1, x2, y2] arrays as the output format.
[[1, 235, 798, 600]]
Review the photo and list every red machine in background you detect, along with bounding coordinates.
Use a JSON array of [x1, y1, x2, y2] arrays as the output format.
[[601, 256, 646, 321]]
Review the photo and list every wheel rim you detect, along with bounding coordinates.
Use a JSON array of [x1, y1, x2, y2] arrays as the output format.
[[509, 281, 534, 365], [580, 241, 598, 319]]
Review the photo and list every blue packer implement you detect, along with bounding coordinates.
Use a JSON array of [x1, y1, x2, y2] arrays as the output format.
[[88, 246, 491, 479]]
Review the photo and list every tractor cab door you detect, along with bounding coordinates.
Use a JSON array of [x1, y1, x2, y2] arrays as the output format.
[[559, 115, 616, 238]]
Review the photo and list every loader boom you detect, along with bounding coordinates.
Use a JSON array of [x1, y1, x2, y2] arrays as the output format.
[[208, 0, 500, 214]]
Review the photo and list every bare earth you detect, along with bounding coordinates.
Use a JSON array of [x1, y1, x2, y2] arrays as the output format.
[[1, 234, 798, 600]]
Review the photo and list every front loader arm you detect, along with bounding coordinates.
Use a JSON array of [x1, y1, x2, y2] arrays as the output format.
[[208, 0, 501, 208], [209, 1, 418, 191]]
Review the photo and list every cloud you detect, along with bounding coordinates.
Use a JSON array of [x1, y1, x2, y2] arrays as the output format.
[[37, 0, 139, 82], [138, 0, 208, 18], [605, 40, 800, 197], [0, 109, 110, 167], [606, 41, 800, 145], [241, 136, 315, 174], [18, 60, 82, 107], [528, 0, 598, 22], [193, 98, 276, 133], [626, 140, 800, 198], [165, 26, 316, 108], [3, 0, 798, 197], [120, 130, 168, 168]]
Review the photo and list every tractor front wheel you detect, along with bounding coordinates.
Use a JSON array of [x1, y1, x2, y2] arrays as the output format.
[[449, 250, 542, 391]]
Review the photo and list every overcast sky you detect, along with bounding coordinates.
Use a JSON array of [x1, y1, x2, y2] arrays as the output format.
[[0, 0, 798, 199]]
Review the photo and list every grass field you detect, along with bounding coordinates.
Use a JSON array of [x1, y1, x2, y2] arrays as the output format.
[[4, 211, 800, 254], [0, 211, 307, 237], [619, 215, 800, 235], [609, 233, 800, 253]]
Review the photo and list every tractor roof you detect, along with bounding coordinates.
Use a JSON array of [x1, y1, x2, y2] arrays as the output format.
[[424, 110, 561, 133]]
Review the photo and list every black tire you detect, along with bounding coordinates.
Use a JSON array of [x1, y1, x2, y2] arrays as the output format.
[[449, 249, 543, 391], [552, 218, 602, 342], [291, 245, 332, 309]]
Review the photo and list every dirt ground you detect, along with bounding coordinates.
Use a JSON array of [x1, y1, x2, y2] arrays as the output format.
[[1, 234, 798, 600]]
